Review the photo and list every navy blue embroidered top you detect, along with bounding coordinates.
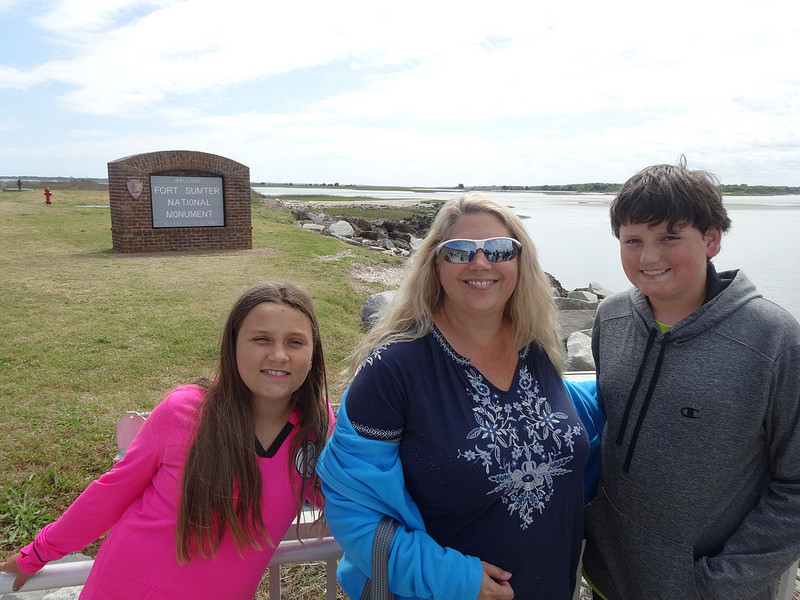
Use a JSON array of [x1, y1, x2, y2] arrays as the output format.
[[346, 326, 589, 600]]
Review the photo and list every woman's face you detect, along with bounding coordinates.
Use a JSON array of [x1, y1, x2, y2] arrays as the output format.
[[435, 212, 519, 318]]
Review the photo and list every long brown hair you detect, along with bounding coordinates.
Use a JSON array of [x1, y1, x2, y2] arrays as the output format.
[[176, 281, 329, 562]]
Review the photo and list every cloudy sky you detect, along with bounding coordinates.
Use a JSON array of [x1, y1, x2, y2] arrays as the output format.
[[1, 0, 798, 187]]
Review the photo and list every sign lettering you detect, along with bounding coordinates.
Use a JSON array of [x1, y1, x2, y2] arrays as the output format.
[[150, 175, 224, 228]]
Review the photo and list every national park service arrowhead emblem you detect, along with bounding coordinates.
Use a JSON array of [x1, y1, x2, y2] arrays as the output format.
[[127, 179, 144, 200]]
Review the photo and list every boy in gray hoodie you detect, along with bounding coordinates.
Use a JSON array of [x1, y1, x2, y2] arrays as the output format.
[[583, 158, 800, 600]]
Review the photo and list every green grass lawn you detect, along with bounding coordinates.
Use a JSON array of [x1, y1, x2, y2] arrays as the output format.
[[0, 187, 408, 597]]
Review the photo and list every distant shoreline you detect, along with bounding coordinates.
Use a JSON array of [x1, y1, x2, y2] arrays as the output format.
[[3, 177, 800, 196]]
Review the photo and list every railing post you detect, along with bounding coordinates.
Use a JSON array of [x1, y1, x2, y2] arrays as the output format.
[[268, 564, 282, 600], [326, 558, 339, 600]]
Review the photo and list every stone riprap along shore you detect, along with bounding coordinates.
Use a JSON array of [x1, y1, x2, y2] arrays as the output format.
[[269, 195, 611, 371], [288, 203, 434, 256]]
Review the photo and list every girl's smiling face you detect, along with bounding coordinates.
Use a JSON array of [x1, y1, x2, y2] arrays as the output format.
[[235, 302, 314, 409]]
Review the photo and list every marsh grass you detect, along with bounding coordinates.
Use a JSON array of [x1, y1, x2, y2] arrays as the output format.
[[0, 187, 403, 598]]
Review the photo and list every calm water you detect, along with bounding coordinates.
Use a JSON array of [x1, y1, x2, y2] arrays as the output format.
[[255, 187, 800, 321]]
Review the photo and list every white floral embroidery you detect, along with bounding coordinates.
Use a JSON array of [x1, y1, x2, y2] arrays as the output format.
[[458, 365, 583, 530], [359, 345, 388, 372]]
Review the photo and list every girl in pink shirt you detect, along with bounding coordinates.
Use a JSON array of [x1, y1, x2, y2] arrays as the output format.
[[1, 281, 333, 599]]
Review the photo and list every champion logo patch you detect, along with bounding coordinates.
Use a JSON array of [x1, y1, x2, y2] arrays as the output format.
[[681, 407, 701, 419]]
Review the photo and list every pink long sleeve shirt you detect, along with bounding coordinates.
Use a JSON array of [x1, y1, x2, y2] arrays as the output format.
[[18, 384, 330, 600]]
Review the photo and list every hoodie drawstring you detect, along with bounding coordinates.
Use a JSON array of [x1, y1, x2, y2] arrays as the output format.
[[615, 328, 670, 472]]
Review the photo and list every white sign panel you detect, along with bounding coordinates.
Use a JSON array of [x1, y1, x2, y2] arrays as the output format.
[[151, 175, 225, 228]]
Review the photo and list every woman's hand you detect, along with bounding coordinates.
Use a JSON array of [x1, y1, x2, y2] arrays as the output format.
[[477, 561, 514, 599], [0, 553, 31, 592]]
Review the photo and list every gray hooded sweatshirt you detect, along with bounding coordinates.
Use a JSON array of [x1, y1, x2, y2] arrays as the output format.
[[584, 267, 800, 600]]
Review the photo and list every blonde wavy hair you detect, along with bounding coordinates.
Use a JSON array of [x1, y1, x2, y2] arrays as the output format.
[[347, 192, 563, 380]]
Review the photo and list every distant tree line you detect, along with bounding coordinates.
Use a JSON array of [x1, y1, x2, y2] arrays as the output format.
[[718, 184, 800, 195], [531, 183, 622, 193], [469, 183, 622, 193], [467, 183, 800, 195]]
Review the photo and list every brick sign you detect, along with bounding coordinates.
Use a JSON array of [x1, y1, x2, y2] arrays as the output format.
[[107, 150, 252, 253]]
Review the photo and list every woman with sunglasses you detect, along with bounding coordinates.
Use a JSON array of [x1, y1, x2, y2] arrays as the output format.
[[317, 193, 593, 600]]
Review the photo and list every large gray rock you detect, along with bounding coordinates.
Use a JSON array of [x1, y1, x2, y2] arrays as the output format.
[[361, 290, 397, 328], [554, 296, 598, 311], [565, 330, 595, 371], [588, 281, 615, 298], [568, 290, 598, 303], [329, 220, 355, 238], [557, 309, 596, 343]]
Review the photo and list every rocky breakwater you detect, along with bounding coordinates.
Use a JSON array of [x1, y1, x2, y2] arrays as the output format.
[[549, 278, 614, 371], [290, 205, 435, 256], [279, 198, 612, 372]]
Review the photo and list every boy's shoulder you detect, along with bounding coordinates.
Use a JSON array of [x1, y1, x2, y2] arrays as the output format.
[[718, 292, 800, 342], [595, 288, 638, 319], [713, 270, 798, 328]]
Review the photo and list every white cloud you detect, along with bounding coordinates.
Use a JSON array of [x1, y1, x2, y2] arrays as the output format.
[[1, 0, 799, 184]]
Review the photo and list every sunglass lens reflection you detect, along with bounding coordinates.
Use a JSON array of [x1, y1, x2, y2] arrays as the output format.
[[440, 239, 518, 263]]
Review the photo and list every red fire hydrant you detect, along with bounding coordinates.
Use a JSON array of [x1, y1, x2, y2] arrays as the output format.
[[44, 187, 52, 204]]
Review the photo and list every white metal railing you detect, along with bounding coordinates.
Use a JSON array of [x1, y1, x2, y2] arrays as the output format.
[[0, 559, 93, 593], [0, 513, 343, 597], [2, 542, 796, 600]]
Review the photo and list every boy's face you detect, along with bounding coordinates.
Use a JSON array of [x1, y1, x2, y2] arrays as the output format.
[[618, 221, 722, 318]]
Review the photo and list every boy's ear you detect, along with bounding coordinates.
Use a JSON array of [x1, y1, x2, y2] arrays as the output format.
[[705, 227, 723, 258]]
